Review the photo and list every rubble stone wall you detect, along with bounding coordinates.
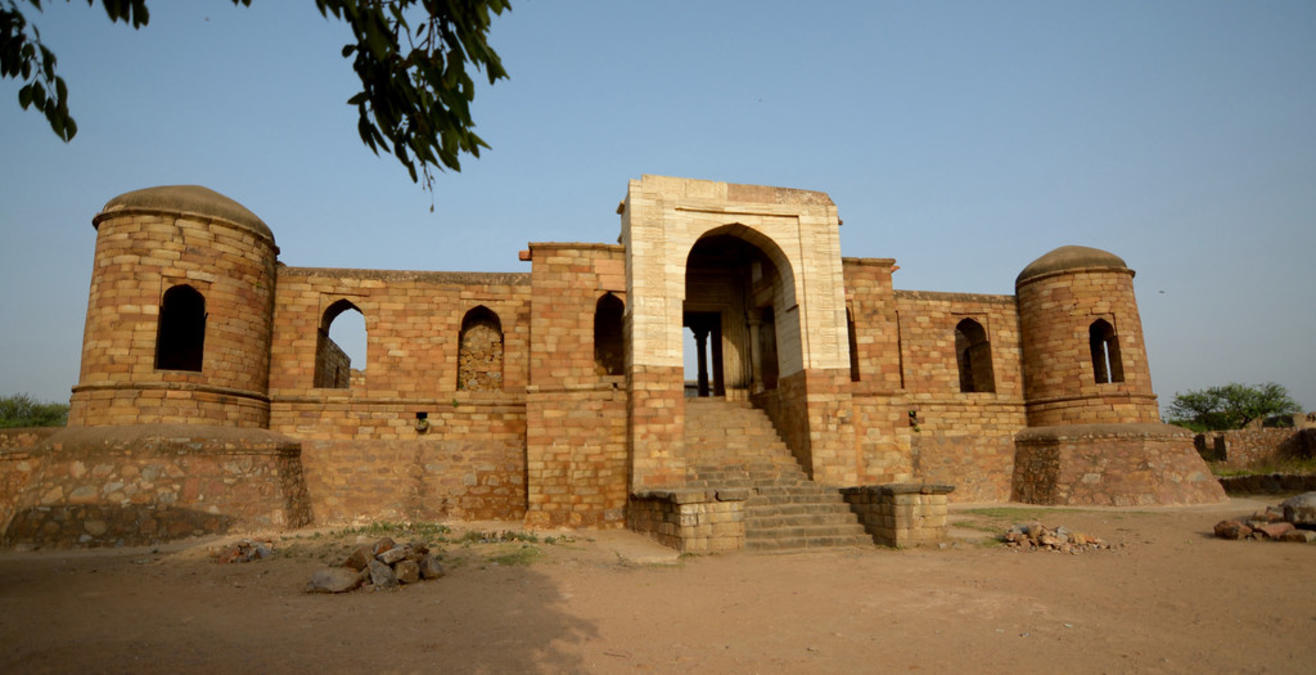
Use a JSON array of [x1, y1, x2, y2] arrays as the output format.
[[2, 425, 311, 548], [1013, 423, 1226, 506], [1196, 428, 1315, 468]]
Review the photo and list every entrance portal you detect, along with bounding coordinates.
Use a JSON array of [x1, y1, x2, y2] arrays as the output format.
[[683, 232, 790, 400]]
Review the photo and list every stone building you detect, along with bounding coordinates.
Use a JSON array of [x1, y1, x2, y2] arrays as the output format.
[[0, 175, 1224, 550]]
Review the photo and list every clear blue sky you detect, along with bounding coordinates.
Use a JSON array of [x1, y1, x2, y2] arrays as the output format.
[[2, 1, 1313, 412]]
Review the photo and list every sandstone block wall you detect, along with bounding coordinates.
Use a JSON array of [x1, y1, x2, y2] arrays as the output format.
[[1017, 269, 1159, 426], [892, 290, 1027, 502], [627, 488, 747, 553], [70, 210, 277, 428], [841, 484, 952, 548], [264, 267, 533, 524], [271, 396, 527, 523], [524, 244, 630, 526]]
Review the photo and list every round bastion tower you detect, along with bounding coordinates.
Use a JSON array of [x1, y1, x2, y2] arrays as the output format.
[[68, 186, 278, 428], [1015, 245, 1160, 427]]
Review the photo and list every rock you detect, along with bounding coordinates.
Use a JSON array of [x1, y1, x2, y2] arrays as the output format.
[[1280, 529, 1316, 543], [343, 545, 373, 571], [377, 545, 411, 565], [419, 554, 447, 580], [1254, 522, 1295, 539], [1249, 508, 1284, 523], [306, 567, 363, 594], [371, 537, 397, 556], [1281, 492, 1316, 528], [1213, 520, 1252, 540], [395, 559, 421, 584], [368, 559, 398, 589]]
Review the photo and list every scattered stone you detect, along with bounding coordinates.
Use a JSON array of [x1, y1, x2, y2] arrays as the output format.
[[395, 559, 421, 584], [419, 554, 447, 580], [306, 567, 363, 594], [371, 537, 397, 556], [1002, 523, 1111, 552], [1281, 492, 1316, 528], [212, 538, 275, 564], [377, 545, 411, 565], [1280, 529, 1316, 543], [343, 545, 373, 571], [367, 559, 399, 589], [1213, 520, 1253, 540], [1251, 522, 1295, 540]]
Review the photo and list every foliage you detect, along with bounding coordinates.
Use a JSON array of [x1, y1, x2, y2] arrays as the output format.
[[0, 393, 68, 427], [1165, 382, 1300, 432], [1, 0, 509, 191]]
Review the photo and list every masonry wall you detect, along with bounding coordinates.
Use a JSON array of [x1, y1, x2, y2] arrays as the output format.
[[892, 290, 1027, 502], [843, 259, 915, 485], [3, 425, 311, 548], [1017, 268, 1159, 426], [1013, 423, 1225, 506], [524, 244, 630, 527], [1196, 427, 1316, 468], [69, 211, 277, 428], [267, 267, 533, 523]]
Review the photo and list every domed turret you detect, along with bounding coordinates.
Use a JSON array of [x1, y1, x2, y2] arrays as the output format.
[[1015, 245, 1158, 426], [68, 185, 278, 428]]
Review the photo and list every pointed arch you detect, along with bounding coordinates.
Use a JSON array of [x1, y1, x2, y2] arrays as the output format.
[[594, 293, 625, 376], [315, 299, 366, 388], [1089, 318, 1124, 384], [955, 318, 995, 393], [458, 305, 504, 391], [155, 284, 206, 371]]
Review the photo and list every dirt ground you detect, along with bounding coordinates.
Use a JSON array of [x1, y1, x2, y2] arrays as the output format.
[[1, 496, 1312, 674]]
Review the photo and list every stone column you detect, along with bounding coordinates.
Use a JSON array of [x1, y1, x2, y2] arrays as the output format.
[[694, 327, 710, 398], [747, 316, 763, 394]]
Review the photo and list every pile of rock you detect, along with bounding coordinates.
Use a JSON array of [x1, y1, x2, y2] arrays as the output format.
[[306, 537, 446, 593], [211, 538, 275, 563], [1213, 492, 1316, 543], [1002, 522, 1112, 553]]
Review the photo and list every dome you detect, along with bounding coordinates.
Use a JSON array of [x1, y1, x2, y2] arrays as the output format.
[[1016, 245, 1128, 285], [98, 185, 273, 241]]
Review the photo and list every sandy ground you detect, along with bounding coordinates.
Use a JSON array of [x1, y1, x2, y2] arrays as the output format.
[[1, 496, 1313, 674]]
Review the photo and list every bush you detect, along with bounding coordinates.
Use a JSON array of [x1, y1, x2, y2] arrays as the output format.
[[0, 394, 69, 428]]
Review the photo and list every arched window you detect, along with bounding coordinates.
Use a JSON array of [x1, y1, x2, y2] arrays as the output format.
[[314, 299, 366, 388], [847, 308, 860, 382], [1089, 319, 1124, 384], [594, 293, 625, 376], [458, 306, 503, 391], [155, 284, 206, 371], [954, 318, 995, 393]]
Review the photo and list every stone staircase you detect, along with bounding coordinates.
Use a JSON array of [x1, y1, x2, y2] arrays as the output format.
[[683, 398, 872, 552]]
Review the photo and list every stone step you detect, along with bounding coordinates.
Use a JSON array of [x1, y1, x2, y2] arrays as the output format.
[[745, 534, 873, 552], [680, 398, 871, 553], [746, 512, 862, 529]]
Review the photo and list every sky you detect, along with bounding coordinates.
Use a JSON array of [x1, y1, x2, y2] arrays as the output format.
[[1, 1, 1313, 413]]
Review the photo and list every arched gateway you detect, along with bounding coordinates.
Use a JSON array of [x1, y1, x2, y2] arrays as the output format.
[[620, 175, 857, 490]]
